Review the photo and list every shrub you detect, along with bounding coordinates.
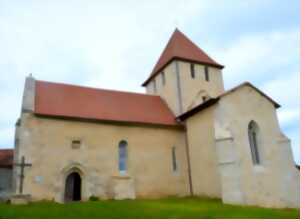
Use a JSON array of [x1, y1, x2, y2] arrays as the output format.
[[89, 196, 99, 201]]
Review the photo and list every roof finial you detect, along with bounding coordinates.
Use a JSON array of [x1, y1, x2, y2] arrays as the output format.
[[173, 19, 179, 31]]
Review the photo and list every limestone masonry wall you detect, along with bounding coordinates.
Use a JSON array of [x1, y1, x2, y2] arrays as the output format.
[[214, 85, 300, 208], [16, 113, 190, 202], [185, 105, 222, 198]]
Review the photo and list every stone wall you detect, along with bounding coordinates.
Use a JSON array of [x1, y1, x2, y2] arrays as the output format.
[[0, 168, 12, 200], [185, 106, 222, 198], [214, 85, 300, 208], [146, 60, 225, 116], [178, 61, 224, 114], [146, 62, 181, 116], [16, 113, 190, 202]]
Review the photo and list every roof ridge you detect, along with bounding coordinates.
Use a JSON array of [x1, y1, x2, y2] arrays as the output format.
[[36, 80, 159, 98]]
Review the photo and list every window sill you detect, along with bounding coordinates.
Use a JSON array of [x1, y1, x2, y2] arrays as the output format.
[[112, 172, 131, 179]]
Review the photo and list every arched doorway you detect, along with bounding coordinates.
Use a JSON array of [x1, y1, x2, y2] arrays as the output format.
[[64, 172, 81, 202]]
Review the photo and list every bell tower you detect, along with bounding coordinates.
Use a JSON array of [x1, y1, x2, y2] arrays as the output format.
[[142, 29, 225, 116]]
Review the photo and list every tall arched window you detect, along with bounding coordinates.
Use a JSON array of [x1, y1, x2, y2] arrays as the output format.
[[118, 140, 128, 173], [248, 121, 261, 165]]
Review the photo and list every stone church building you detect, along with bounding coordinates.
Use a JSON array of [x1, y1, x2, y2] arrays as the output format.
[[11, 29, 300, 207]]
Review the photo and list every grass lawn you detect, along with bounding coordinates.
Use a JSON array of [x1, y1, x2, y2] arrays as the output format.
[[0, 197, 300, 219]]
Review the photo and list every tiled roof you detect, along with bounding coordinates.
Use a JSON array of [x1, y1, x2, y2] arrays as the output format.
[[142, 29, 223, 86], [0, 149, 13, 168], [34, 80, 179, 126]]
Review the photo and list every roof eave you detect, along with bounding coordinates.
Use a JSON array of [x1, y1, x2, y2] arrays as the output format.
[[34, 113, 184, 129], [219, 82, 281, 109], [142, 57, 224, 87], [177, 98, 219, 121], [176, 82, 281, 121], [0, 164, 13, 168]]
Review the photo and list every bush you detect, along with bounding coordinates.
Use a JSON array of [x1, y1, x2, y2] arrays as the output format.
[[89, 196, 99, 201]]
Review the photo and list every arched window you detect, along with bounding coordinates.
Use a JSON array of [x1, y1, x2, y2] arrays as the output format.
[[118, 140, 128, 173], [248, 121, 261, 165]]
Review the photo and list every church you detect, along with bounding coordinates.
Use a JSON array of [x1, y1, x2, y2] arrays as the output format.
[[9, 29, 300, 207]]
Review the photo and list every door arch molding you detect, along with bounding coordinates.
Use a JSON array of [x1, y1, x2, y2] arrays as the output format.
[[60, 163, 86, 203], [64, 171, 82, 202]]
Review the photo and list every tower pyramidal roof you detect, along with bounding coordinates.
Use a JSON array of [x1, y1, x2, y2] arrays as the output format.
[[142, 29, 224, 86]]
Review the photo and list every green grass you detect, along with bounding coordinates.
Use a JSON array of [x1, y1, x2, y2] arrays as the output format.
[[0, 197, 300, 219]]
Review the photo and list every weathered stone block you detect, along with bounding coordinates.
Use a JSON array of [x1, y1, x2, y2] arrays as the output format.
[[10, 194, 31, 205]]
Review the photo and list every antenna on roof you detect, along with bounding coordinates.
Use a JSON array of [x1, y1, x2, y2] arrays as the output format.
[[29, 73, 33, 78]]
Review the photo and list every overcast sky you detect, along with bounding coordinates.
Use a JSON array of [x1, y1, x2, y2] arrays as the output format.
[[0, 1, 299, 164]]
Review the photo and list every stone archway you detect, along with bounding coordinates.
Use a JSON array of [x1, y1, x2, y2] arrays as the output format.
[[64, 171, 82, 202], [59, 163, 86, 203]]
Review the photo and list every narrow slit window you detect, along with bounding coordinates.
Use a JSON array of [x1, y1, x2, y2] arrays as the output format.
[[190, 64, 195, 79], [119, 140, 128, 173], [161, 72, 166, 85], [71, 140, 81, 149], [204, 66, 209, 81], [153, 79, 157, 93], [172, 146, 178, 172]]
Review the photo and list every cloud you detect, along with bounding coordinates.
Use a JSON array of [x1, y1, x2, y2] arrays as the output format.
[[0, 0, 299, 166], [0, 0, 203, 148], [213, 29, 300, 89], [278, 109, 300, 128], [209, 30, 300, 163], [0, 126, 15, 149], [262, 71, 300, 163], [263, 71, 300, 109]]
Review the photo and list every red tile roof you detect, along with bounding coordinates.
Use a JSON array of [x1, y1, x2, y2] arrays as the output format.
[[142, 29, 224, 86], [34, 81, 179, 126], [0, 149, 14, 168]]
